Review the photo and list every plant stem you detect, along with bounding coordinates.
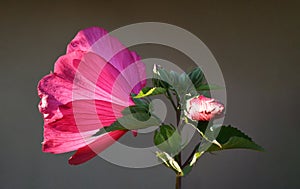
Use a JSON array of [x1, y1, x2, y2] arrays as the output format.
[[167, 90, 182, 189], [166, 89, 177, 111], [176, 173, 182, 189], [175, 102, 182, 189]]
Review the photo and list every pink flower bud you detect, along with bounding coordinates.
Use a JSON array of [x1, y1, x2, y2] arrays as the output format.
[[186, 95, 224, 121]]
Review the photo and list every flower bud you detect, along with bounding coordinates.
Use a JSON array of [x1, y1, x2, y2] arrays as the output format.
[[185, 95, 224, 121]]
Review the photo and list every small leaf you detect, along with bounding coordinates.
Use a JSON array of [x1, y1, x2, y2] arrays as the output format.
[[152, 78, 170, 89], [152, 65, 172, 89], [134, 87, 166, 98], [156, 151, 171, 168], [92, 122, 127, 136], [154, 125, 182, 155], [156, 151, 183, 176], [93, 112, 161, 136], [93, 100, 161, 136]]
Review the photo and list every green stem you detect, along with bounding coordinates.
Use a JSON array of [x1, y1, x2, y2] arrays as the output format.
[[166, 89, 177, 111], [175, 100, 182, 189], [166, 89, 182, 189]]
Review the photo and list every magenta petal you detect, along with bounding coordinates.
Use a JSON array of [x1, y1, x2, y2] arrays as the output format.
[[38, 51, 135, 123], [68, 130, 126, 165], [66, 27, 146, 94], [66, 27, 108, 54], [42, 99, 126, 154]]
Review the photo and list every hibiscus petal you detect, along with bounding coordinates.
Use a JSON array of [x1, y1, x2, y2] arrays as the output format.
[[68, 130, 126, 165], [39, 51, 134, 105], [42, 99, 126, 153], [38, 51, 136, 124], [66, 26, 146, 94], [66, 26, 108, 54]]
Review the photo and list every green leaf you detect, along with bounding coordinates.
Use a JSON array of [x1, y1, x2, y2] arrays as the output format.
[[153, 65, 192, 101], [187, 68, 224, 96], [122, 98, 151, 119], [154, 125, 182, 155], [92, 122, 127, 136], [134, 87, 166, 98], [152, 78, 170, 89], [115, 112, 161, 130], [206, 125, 264, 152], [152, 65, 172, 89], [182, 125, 263, 174], [188, 67, 205, 89]]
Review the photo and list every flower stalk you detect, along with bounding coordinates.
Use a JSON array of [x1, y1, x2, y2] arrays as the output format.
[[174, 93, 182, 189], [176, 173, 182, 189]]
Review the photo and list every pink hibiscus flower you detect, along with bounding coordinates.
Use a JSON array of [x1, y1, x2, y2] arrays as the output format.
[[37, 27, 146, 165], [185, 95, 224, 121]]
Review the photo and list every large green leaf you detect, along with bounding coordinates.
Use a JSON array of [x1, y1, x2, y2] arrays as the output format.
[[205, 125, 264, 152], [181, 125, 263, 176]]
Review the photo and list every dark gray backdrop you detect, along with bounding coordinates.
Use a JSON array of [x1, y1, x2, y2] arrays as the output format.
[[1, 0, 299, 189]]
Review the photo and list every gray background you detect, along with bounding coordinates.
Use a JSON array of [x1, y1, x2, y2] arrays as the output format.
[[1, 0, 299, 188]]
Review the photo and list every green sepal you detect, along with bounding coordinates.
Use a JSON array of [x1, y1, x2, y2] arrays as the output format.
[[156, 151, 183, 176]]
